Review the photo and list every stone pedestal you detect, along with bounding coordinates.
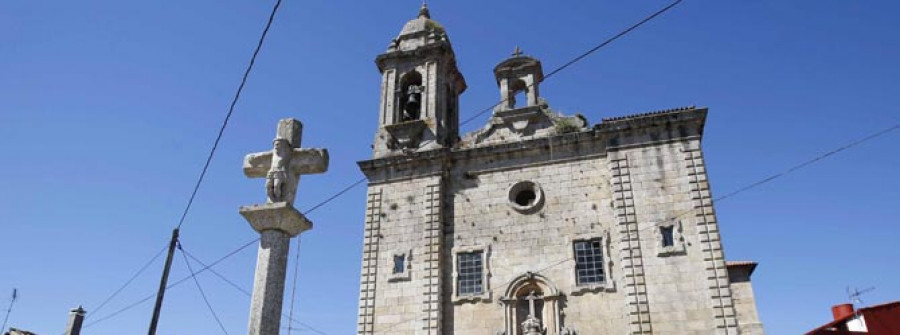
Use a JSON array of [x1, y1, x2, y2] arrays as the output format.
[[240, 202, 312, 335]]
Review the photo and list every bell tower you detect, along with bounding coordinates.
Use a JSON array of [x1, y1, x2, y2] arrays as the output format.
[[372, 4, 466, 158]]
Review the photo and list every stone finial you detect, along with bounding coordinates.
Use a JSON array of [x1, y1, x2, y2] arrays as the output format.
[[418, 2, 431, 19]]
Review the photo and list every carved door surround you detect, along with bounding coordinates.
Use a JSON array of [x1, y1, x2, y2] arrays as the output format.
[[499, 272, 563, 335]]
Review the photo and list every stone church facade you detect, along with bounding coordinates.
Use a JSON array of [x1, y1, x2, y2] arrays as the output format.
[[356, 6, 763, 335]]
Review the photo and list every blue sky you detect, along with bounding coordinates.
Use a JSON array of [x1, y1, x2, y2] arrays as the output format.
[[1, 1, 898, 334]]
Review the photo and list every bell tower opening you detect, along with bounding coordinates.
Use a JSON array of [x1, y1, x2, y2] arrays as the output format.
[[494, 47, 544, 112], [371, 4, 467, 157], [398, 71, 423, 122], [509, 78, 528, 109]]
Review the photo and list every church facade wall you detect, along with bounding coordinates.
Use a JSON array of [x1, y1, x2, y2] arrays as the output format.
[[358, 6, 761, 334]]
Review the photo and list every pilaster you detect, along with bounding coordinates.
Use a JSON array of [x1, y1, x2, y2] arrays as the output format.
[[419, 180, 443, 334], [358, 188, 384, 334], [610, 153, 652, 334], [683, 144, 739, 334]]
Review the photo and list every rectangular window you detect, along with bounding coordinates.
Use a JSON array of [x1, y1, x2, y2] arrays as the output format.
[[457, 251, 484, 295], [392, 254, 405, 274], [574, 239, 605, 285], [660, 226, 675, 247]]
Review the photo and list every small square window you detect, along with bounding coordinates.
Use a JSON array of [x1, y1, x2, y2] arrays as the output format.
[[393, 254, 406, 274], [457, 251, 484, 296], [574, 238, 605, 285], [660, 226, 675, 247]]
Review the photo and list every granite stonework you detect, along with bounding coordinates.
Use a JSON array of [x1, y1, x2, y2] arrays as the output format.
[[356, 5, 763, 335], [241, 119, 328, 335]]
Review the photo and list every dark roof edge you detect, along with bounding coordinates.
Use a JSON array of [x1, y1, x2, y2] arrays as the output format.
[[726, 260, 758, 277]]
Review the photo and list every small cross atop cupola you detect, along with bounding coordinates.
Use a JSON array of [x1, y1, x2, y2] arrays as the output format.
[[371, 4, 467, 158], [494, 46, 544, 111]]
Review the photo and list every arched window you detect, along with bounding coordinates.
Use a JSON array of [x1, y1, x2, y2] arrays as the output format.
[[501, 273, 563, 335], [398, 71, 423, 122]]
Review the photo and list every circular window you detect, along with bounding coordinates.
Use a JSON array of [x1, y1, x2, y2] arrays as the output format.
[[508, 181, 544, 213]]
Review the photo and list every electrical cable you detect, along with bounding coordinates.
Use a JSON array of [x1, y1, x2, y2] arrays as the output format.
[[286, 237, 302, 335], [295, 0, 688, 221], [637, 122, 900, 233], [83, 237, 259, 329], [175, 0, 283, 230], [88, 243, 168, 319], [181, 247, 331, 335], [178, 242, 230, 335], [372, 120, 900, 334], [460, 0, 685, 127], [302, 177, 367, 215]]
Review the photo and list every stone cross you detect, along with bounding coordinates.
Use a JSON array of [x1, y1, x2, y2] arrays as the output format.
[[525, 290, 539, 317], [243, 119, 328, 205], [521, 291, 543, 335], [512, 45, 523, 57], [239, 118, 328, 335]]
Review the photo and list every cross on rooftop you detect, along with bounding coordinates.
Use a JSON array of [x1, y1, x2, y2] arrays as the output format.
[[512, 45, 524, 57]]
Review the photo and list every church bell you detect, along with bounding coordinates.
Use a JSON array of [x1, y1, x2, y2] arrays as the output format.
[[404, 87, 422, 120]]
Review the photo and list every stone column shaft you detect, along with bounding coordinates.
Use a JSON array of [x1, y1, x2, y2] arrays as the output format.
[[240, 202, 312, 335], [248, 230, 291, 335]]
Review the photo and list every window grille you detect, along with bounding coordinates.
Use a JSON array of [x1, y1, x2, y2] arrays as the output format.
[[574, 239, 605, 285], [457, 251, 484, 295]]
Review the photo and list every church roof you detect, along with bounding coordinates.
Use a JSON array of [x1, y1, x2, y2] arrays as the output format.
[[601, 106, 698, 123], [398, 4, 445, 37]]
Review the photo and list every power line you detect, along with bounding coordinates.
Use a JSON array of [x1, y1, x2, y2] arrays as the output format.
[[175, 0, 283, 230], [83, 237, 260, 329], [638, 122, 900, 233], [143, 0, 283, 331], [127, 2, 689, 331], [116, 118, 894, 334], [178, 242, 230, 335], [302, 177, 367, 215], [182, 249, 252, 297], [88, 244, 168, 320], [181, 246, 331, 335], [286, 237, 302, 335], [371, 123, 900, 334], [713, 123, 900, 204], [460, 0, 685, 127], [297, 0, 687, 220]]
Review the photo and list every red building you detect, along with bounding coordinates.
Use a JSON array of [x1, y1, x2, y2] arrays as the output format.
[[806, 301, 900, 334]]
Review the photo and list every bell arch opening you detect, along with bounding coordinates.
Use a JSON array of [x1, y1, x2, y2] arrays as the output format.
[[509, 78, 528, 109], [398, 71, 423, 122]]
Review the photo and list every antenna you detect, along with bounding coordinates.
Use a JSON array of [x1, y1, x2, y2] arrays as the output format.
[[846, 286, 875, 320], [1, 288, 18, 333], [847, 286, 875, 305]]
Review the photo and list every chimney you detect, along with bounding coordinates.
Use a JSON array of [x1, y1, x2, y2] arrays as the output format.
[[64, 306, 86, 335], [832, 303, 854, 321]]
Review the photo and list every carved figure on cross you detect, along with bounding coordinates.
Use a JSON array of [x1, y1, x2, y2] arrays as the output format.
[[243, 118, 328, 205], [238, 118, 329, 335]]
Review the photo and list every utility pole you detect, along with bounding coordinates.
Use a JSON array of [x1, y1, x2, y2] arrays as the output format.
[[147, 228, 179, 335], [1, 289, 17, 333]]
